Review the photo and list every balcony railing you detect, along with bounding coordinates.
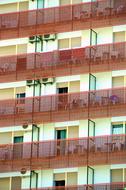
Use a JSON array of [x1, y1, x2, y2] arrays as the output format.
[[22, 183, 126, 190], [0, 87, 126, 127], [0, 134, 125, 172], [0, 0, 126, 40], [0, 41, 126, 83]]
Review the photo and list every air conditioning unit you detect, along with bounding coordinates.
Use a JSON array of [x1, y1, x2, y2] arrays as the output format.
[[29, 36, 42, 44], [26, 80, 39, 87], [43, 34, 57, 41], [22, 124, 28, 129], [40, 78, 55, 85]]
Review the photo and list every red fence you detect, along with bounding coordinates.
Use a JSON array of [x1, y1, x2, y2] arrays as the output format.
[[0, 41, 126, 83], [0, 0, 126, 40], [23, 183, 126, 190], [0, 134, 125, 172], [0, 87, 126, 127]]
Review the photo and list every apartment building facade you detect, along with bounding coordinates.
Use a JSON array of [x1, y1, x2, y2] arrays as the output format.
[[0, 0, 126, 189]]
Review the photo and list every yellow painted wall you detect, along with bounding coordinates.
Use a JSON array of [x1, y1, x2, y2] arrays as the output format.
[[0, 46, 16, 56], [0, 132, 12, 144], [0, 3, 17, 13], [0, 178, 10, 190], [0, 88, 14, 100]]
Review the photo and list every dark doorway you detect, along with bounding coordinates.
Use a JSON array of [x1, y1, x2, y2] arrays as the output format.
[[57, 87, 68, 94], [13, 136, 23, 159], [55, 180, 65, 186]]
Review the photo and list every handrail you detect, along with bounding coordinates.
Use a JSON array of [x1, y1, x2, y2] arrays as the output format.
[[0, 0, 126, 40], [22, 182, 126, 190], [0, 41, 126, 83], [0, 134, 125, 172], [0, 87, 126, 127]]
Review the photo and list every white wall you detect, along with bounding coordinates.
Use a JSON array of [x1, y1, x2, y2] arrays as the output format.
[[94, 118, 111, 136], [95, 27, 113, 45], [78, 167, 87, 185], [41, 170, 53, 187], [94, 165, 110, 184], [79, 120, 88, 137], [95, 72, 112, 90], [0, 0, 28, 5], [80, 74, 89, 91]]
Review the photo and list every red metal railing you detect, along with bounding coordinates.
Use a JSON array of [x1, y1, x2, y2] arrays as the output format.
[[0, 41, 126, 83], [0, 0, 126, 40], [0, 87, 126, 127], [0, 134, 125, 172], [22, 183, 126, 190]]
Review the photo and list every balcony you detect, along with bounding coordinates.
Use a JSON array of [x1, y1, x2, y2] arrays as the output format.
[[0, 0, 126, 40], [0, 87, 126, 127], [0, 134, 125, 172], [0, 42, 126, 83], [22, 183, 126, 190]]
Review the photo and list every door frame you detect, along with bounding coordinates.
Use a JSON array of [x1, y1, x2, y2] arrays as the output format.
[[88, 119, 95, 137], [89, 73, 96, 91], [30, 170, 38, 189], [32, 124, 40, 142], [87, 166, 94, 185]]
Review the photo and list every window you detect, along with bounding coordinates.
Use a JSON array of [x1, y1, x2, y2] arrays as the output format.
[[57, 87, 68, 94], [113, 31, 125, 43], [58, 39, 69, 49], [71, 37, 81, 48], [112, 124, 123, 134], [60, 0, 81, 5], [16, 93, 25, 99], [67, 172, 77, 185], [16, 93, 25, 104], [69, 81, 80, 93], [72, 0, 81, 4], [112, 76, 124, 88], [68, 126, 79, 138], [14, 136, 23, 143], [58, 37, 81, 50], [60, 0, 70, 5], [111, 169, 123, 182], [56, 129, 67, 139], [54, 173, 65, 186], [54, 172, 78, 186]]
